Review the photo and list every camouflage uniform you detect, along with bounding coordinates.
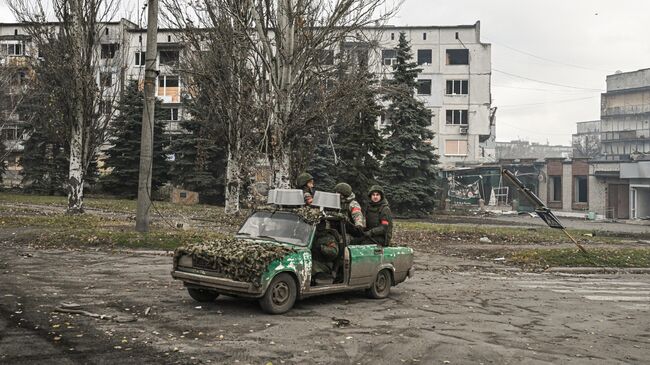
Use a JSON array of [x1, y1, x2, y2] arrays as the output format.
[[296, 172, 315, 205], [362, 185, 393, 246], [311, 232, 339, 275], [335, 183, 366, 229]]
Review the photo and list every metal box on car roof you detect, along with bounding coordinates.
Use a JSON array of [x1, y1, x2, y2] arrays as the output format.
[[312, 191, 341, 210], [267, 189, 305, 206]]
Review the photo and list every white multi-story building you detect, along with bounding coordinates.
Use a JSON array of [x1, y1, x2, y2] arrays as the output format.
[[369, 21, 495, 168]]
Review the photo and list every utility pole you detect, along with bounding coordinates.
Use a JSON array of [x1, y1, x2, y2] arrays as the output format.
[[136, 0, 158, 232]]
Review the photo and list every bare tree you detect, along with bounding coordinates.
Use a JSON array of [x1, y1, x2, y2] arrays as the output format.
[[572, 134, 601, 159], [8, 0, 122, 213], [162, 0, 263, 214], [240, 0, 399, 188]]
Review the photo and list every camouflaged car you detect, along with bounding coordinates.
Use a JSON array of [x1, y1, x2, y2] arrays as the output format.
[[171, 189, 414, 314]]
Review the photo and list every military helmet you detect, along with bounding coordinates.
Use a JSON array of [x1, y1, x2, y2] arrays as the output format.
[[296, 172, 314, 187], [334, 182, 353, 197], [368, 184, 384, 198]]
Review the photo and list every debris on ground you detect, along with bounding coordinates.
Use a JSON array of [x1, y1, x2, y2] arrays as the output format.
[[54, 303, 137, 323], [332, 317, 351, 328], [479, 237, 492, 243]]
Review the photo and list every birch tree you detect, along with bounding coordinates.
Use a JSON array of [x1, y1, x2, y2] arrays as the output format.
[[8, 0, 121, 213]]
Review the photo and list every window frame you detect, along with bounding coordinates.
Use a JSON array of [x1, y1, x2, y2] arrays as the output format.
[[445, 80, 469, 95], [134, 51, 146, 66], [100, 43, 119, 59], [444, 139, 468, 156], [445, 109, 468, 125], [381, 49, 397, 66]]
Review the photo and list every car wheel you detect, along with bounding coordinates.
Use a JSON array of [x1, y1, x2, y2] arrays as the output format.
[[259, 273, 297, 314], [367, 269, 392, 299], [187, 287, 219, 302]]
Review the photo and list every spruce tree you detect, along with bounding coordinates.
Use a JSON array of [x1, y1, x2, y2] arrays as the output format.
[[308, 61, 384, 202], [168, 93, 227, 205], [20, 126, 68, 195], [101, 80, 169, 197], [380, 32, 439, 217], [332, 66, 384, 203]]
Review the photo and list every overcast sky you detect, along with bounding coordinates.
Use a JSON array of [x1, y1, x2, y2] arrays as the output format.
[[394, 0, 650, 145], [2, 0, 649, 145]]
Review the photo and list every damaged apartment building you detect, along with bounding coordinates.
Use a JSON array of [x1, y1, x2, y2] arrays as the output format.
[[0, 20, 495, 188], [560, 68, 650, 220]]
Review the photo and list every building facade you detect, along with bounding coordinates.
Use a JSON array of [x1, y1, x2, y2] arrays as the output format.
[[370, 22, 494, 168]]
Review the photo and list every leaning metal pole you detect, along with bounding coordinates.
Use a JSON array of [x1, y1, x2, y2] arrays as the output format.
[[136, 0, 158, 232]]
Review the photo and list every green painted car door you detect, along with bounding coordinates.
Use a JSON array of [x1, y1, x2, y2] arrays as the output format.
[[348, 244, 383, 286]]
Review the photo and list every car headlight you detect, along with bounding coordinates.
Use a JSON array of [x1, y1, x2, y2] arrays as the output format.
[[178, 255, 192, 267]]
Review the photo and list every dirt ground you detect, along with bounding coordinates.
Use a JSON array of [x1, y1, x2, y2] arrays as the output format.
[[1, 243, 649, 365]]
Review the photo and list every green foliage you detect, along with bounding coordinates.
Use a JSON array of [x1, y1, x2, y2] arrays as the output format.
[[101, 80, 169, 197], [168, 93, 227, 205], [380, 32, 439, 217], [20, 123, 68, 195], [308, 62, 384, 202], [509, 248, 650, 269]]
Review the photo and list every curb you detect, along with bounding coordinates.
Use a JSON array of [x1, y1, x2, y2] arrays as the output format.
[[545, 267, 650, 274]]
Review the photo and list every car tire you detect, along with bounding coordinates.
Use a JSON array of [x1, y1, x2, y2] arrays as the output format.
[[187, 287, 219, 302], [367, 269, 392, 299], [259, 273, 297, 314]]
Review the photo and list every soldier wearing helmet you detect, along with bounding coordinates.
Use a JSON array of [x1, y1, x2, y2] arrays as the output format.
[[334, 182, 365, 229], [296, 172, 315, 205], [361, 185, 393, 247]]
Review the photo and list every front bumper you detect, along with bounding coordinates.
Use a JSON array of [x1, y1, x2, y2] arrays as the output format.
[[171, 269, 265, 298]]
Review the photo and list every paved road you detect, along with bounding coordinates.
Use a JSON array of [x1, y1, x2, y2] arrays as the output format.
[[1, 247, 649, 364]]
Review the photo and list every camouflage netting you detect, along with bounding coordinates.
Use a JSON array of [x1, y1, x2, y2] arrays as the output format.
[[174, 238, 296, 286]]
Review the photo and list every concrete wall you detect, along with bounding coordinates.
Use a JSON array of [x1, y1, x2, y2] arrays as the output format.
[[606, 68, 650, 91], [562, 163, 572, 211]]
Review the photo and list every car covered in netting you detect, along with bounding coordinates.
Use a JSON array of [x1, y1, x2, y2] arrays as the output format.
[[171, 189, 414, 314]]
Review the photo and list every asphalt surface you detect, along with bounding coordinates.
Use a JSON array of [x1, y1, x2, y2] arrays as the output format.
[[1, 247, 649, 364]]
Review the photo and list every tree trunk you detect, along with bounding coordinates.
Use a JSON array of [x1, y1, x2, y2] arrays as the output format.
[[67, 0, 85, 214], [224, 147, 240, 215]]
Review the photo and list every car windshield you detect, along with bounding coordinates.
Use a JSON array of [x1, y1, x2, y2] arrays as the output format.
[[237, 211, 313, 246]]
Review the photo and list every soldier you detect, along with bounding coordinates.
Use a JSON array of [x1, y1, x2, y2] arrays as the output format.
[[311, 232, 339, 284], [296, 172, 315, 205], [361, 185, 393, 247], [334, 182, 365, 229]]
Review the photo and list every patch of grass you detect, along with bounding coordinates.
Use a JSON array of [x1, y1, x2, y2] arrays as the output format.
[[394, 221, 624, 244], [508, 248, 650, 269], [0, 214, 127, 229], [32, 228, 228, 250]]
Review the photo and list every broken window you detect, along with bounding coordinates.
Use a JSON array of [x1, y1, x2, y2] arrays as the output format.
[[423, 32, 427, 40], [549, 176, 562, 202], [446, 49, 469, 65], [381, 49, 397, 66], [445, 109, 468, 125], [445, 80, 468, 95], [159, 50, 179, 66], [101, 43, 119, 59], [574, 176, 588, 203], [100, 72, 112, 87], [417, 49, 432, 65], [416, 79, 432, 95], [445, 140, 468, 155], [135, 51, 145, 66]]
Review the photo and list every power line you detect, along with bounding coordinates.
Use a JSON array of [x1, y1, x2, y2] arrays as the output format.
[[486, 38, 612, 73], [493, 84, 599, 94], [493, 68, 605, 91], [498, 95, 599, 109], [498, 120, 576, 137]]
